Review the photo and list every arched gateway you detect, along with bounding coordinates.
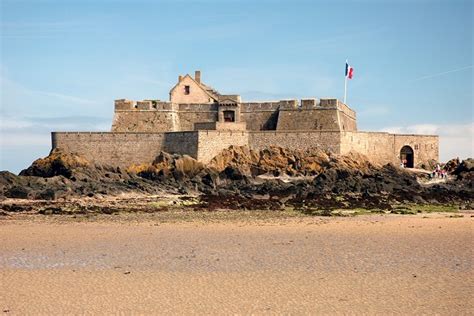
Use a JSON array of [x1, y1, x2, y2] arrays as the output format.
[[400, 146, 414, 168]]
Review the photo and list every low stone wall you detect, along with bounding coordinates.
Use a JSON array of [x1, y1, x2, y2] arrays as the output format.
[[393, 134, 439, 167], [52, 130, 439, 169], [340, 132, 396, 165], [248, 131, 342, 153], [52, 132, 167, 167], [197, 131, 249, 163], [164, 132, 199, 158], [341, 131, 439, 166]]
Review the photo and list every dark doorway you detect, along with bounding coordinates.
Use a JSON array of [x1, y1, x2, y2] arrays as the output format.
[[223, 110, 235, 122], [400, 146, 414, 168]]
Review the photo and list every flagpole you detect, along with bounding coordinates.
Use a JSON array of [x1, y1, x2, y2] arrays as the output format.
[[344, 59, 348, 104], [344, 74, 347, 104]]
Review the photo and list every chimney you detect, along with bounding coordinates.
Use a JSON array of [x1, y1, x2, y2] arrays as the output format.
[[195, 70, 201, 84], [178, 75, 183, 82]]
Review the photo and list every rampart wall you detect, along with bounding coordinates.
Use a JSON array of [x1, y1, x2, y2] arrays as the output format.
[[340, 132, 439, 166], [197, 131, 249, 163], [178, 111, 218, 131], [52, 130, 439, 168], [111, 99, 357, 132], [52, 132, 166, 167], [393, 134, 439, 166], [248, 131, 342, 153], [163, 132, 199, 158], [338, 110, 357, 131], [276, 109, 341, 131], [112, 111, 180, 132], [52, 131, 250, 166]]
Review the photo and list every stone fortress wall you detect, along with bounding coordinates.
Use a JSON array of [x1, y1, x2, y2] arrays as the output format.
[[52, 70, 439, 168], [52, 130, 438, 167], [111, 98, 357, 133]]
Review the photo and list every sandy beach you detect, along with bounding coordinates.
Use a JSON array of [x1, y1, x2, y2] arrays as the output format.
[[0, 213, 472, 314]]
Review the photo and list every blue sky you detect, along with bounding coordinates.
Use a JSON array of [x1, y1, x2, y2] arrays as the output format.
[[1, 0, 472, 173]]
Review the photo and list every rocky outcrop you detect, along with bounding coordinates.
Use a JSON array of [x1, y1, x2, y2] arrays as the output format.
[[20, 148, 90, 178], [208, 145, 330, 176], [0, 146, 473, 211], [1, 149, 168, 200]]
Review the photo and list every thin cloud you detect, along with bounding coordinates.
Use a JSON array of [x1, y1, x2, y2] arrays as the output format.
[[0, 115, 110, 133], [411, 65, 472, 82], [32, 90, 99, 106], [381, 122, 474, 161], [0, 132, 50, 147], [0, 75, 100, 106]]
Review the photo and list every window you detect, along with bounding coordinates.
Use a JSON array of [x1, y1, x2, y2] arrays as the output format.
[[184, 85, 190, 95], [223, 110, 235, 122]]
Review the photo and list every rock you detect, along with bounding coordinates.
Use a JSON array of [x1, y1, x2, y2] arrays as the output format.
[[443, 158, 460, 173], [222, 166, 248, 181], [0, 171, 20, 186], [20, 148, 90, 178], [173, 155, 204, 179], [454, 158, 474, 177], [36, 188, 57, 200], [208, 145, 330, 177], [5, 185, 30, 199], [1, 146, 472, 210]]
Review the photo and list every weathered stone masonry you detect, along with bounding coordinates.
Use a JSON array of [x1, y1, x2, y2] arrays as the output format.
[[52, 70, 439, 168]]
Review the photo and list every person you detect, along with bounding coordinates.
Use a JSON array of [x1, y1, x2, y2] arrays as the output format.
[[435, 164, 441, 178]]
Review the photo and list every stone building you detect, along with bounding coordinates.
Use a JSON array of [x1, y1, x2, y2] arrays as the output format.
[[52, 70, 439, 168]]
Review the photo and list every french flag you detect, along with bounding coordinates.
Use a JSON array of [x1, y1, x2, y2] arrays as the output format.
[[345, 61, 354, 79]]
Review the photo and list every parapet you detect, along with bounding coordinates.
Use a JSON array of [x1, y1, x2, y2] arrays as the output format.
[[114, 99, 136, 110], [278, 99, 298, 110], [136, 100, 152, 110], [115, 99, 178, 111], [153, 101, 178, 111], [240, 101, 281, 112], [194, 121, 247, 131], [319, 98, 356, 119], [319, 98, 338, 108], [300, 99, 318, 110], [178, 103, 219, 111], [335, 100, 356, 119]]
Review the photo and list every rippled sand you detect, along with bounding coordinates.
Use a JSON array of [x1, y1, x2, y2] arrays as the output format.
[[0, 214, 472, 314]]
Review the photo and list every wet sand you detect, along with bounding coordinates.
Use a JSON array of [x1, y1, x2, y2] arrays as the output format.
[[0, 214, 472, 314]]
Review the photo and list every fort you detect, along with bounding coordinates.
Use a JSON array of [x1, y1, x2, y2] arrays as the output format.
[[52, 70, 439, 168]]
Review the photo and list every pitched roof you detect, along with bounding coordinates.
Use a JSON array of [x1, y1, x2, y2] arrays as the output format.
[[198, 82, 221, 100], [169, 74, 221, 102]]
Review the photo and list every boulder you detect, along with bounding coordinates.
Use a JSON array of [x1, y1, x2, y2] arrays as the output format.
[[20, 148, 90, 178], [5, 185, 31, 199]]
